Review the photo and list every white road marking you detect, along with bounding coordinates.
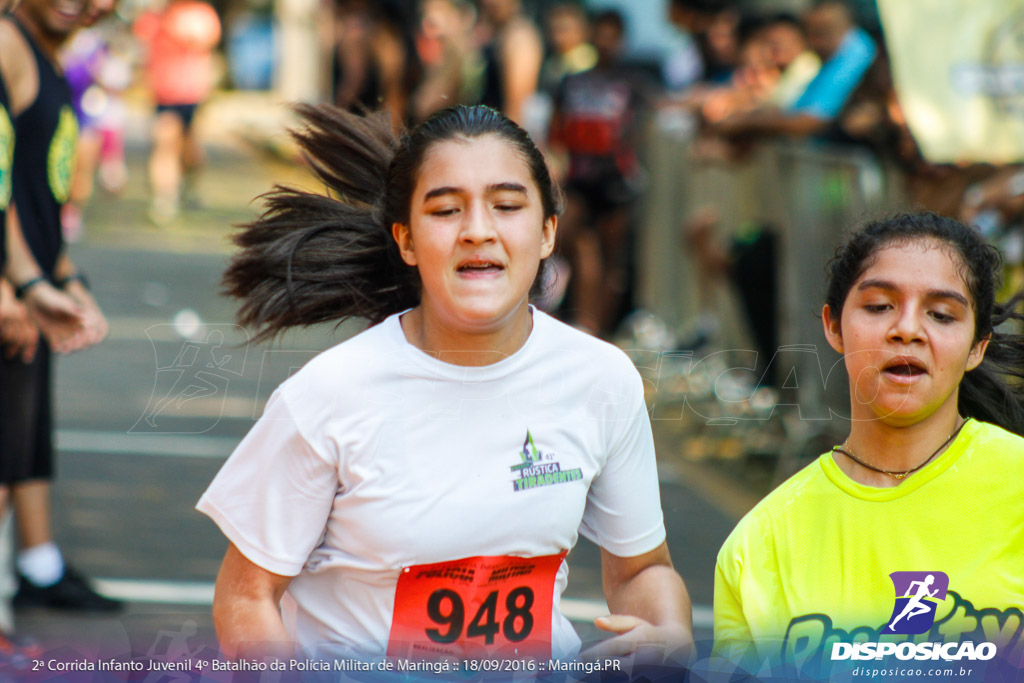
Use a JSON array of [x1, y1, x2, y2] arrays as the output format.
[[93, 579, 215, 605], [56, 430, 236, 458]]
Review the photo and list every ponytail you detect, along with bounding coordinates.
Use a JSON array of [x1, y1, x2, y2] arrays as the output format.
[[223, 103, 562, 343], [222, 105, 419, 342]]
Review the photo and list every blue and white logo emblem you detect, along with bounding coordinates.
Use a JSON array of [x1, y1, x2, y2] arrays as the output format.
[[886, 571, 949, 634]]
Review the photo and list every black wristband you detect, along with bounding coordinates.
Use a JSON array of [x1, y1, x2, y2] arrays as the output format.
[[14, 276, 47, 299], [58, 272, 90, 290]]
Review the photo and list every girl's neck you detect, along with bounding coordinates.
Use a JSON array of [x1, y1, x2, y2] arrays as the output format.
[[12, 9, 63, 61], [837, 405, 964, 488], [399, 303, 533, 367]]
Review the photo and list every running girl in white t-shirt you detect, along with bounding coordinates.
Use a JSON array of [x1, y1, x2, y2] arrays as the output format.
[[198, 104, 693, 664]]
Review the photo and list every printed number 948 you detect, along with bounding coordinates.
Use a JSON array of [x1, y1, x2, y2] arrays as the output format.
[[425, 587, 534, 645]]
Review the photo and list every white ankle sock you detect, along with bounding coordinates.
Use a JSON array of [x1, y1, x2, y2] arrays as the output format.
[[18, 543, 64, 587]]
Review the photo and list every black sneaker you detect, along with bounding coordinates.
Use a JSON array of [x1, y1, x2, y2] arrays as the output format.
[[13, 566, 123, 612]]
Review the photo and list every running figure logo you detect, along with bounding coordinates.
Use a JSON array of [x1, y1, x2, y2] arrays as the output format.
[[886, 571, 949, 634], [131, 326, 247, 434]]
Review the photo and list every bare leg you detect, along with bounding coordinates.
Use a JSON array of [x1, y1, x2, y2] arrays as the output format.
[[11, 480, 52, 550], [181, 124, 204, 208], [148, 111, 185, 223]]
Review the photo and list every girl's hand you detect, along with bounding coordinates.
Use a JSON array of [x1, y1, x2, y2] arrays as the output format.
[[0, 296, 40, 363], [64, 280, 108, 348], [592, 542, 696, 668], [1, 279, 40, 362], [581, 614, 693, 665], [23, 281, 87, 353]]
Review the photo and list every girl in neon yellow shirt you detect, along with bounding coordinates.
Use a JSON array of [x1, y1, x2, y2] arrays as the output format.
[[714, 212, 1024, 678]]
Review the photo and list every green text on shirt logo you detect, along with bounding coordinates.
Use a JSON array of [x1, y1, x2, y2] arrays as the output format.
[[510, 430, 582, 492]]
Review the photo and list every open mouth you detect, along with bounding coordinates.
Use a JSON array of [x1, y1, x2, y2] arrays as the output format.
[[54, 0, 85, 19], [882, 358, 927, 378], [457, 259, 504, 275]]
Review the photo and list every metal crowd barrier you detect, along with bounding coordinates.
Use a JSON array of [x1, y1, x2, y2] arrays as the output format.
[[630, 123, 907, 482]]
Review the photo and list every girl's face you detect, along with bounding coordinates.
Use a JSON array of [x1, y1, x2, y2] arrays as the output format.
[[392, 134, 556, 337], [822, 240, 989, 427], [18, 0, 86, 37]]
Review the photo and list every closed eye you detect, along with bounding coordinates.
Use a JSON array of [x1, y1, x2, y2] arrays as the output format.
[[495, 203, 523, 212], [864, 304, 890, 313], [430, 207, 459, 217]]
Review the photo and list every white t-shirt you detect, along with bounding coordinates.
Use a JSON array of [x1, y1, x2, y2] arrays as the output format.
[[196, 309, 666, 659]]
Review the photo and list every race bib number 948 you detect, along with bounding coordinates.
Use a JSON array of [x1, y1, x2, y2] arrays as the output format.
[[387, 552, 567, 661]]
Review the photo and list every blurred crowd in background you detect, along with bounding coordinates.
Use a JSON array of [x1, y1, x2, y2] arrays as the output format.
[[60, 0, 1024, 344]]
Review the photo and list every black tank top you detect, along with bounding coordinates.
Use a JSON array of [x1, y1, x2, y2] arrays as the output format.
[[11, 17, 78, 276], [0, 57, 7, 438], [0, 74, 13, 271]]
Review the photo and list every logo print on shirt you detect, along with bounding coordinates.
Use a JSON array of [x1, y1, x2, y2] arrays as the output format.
[[0, 104, 12, 210], [509, 431, 582, 492], [886, 571, 949, 634], [48, 105, 78, 204]]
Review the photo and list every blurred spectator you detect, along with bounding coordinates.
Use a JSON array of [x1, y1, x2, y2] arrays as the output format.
[[549, 10, 650, 336], [962, 166, 1024, 292], [539, 2, 596, 96], [60, 22, 131, 242], [698, 15, 773, 127], [521, 2, 596, 145], [961, 167, 1024, 231], [667, 0, 740, 86], [225, 1, 276, 90], [134, 0, 222, 225], [693, 13, 821, 159], [662, 3, 702, 92], [659, 0, 742, 128], [762, 13, 820, 109], [709, 1, 876, 141], [411, 0, 476, 121], [475, 0, 542, 125], [331, 0, 419, 130], [0, 0, 115, 618], [958, 166, 1024, 278]]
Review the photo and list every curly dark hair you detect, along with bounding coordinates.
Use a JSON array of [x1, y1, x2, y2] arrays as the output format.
[[825, 211, 1024, 434]]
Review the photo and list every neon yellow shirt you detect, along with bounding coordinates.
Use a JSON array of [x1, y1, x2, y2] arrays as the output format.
[[714, 419, 1024, 673]]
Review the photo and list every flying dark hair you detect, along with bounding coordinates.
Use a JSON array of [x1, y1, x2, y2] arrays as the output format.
[[825, 211, 1024, 434], [222, 104, 563, 343]]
